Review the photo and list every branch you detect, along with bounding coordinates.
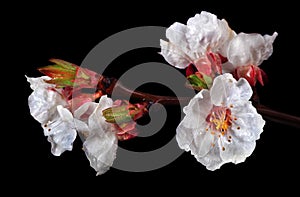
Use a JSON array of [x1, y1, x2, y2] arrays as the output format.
[[103, 78, 300, 129]]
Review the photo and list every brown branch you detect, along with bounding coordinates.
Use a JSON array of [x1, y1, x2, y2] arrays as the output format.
[[102, 77, 300, 129], [255, 104, 300, 129], [111, 82, 190, 105]]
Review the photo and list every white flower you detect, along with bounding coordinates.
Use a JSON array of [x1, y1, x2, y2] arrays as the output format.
[[45, 105, 77, 156], [27, 76, 76, 156], [224, 32, 278, 72], [160, 11, 235, 69], [176, 73, 265, 170], [26, 76, 67, 124], [74, 95, 118, 175]]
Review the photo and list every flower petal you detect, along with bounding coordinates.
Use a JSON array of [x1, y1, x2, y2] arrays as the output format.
[[182, 89, 212, 127], [261, 32, 278, 63], [177, 90, 214, 157], [227, 32, 278, 68], [210, 73, 252, 106], [47, 126, 77, 156], [195, 146, 224, 171], [83, 130, 118, 176], [26, 75, 52, 90], [186, 11, 234, 56], [57, 105, 73, 121], [210, 73, 239, 105], [186, 11, 219, 53], [88, 95, 113, 133], [231, 101, 265, 142], [190, 131, 215, 157], [74, 119, 90, 140], [160, 40, 192, 69], [74, 101, 98, 122], [220, 135, 256, 164], [166, 22, 191, 54], [236, 78, 252, 101], [27, 76, 66, 124]]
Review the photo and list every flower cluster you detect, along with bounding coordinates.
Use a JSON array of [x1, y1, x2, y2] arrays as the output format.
[[27, 11, 277, 174], [27, 59, 148, 175], [161, 11, 277, 170]]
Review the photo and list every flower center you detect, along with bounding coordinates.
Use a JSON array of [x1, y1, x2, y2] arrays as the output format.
[[206, 105, 232, 135]]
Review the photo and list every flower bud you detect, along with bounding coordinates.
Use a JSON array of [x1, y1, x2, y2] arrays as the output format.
[[38, 59, 100, 89]]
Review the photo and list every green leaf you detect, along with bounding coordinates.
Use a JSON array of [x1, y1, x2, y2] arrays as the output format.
[[187, 74, 208, 89], [203, 74, 213, 88]]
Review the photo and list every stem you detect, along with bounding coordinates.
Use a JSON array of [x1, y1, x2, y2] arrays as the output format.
[[111, 82, 190, 105], [255, 104, 300, 129], [102, 77, 300, 129]]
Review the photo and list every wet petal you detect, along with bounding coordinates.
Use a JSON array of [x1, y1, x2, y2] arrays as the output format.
[[160, 40, 192, 69], [195, 146, 224, 171], [227, 32, 278, 69], [166, 22, 190, 53], [83, 130, 118, 176], [210, 73, 240, 105], [190, 131, 215, 157], [27, 76, 66, 124], [47, 126, 77, 156], [88, 95, 113, 133], [220, 136, 256, 164], [231, 101, 265, 142], [74, 101, 98, 122]]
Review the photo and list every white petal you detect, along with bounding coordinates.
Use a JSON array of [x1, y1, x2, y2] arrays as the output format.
[[57, 105, 73, 121], [166, 22, 190, 53], [176, 119, 208, 151], [83, 130, 118, 175], [195, 146, 224, 171], [220, 136, 256, 164], [182, 89, 212, 128], [176, 125, 194, 152], [186, 11, 234, 55], [27, 76, 66, 124], [74, 101, 98, 122], [186, 11, 219, 53], [160, 40, 192, 69], [227, 32, 278, 68], [74, 119, 90, 140], [210, 73, 253, 106], [217, 19, 236, 57], [260, 32, 278, 64], [176, 90, 214, 157], [210, 73, 239, 105], [88, 96, 113, 134], [236, 78, 252, 101], [42, 106, 74, 136], [47, 126, 77, 156], [231, 101, 265, 142], [190, 131, 215, 157], [26, 76, 53, 90]]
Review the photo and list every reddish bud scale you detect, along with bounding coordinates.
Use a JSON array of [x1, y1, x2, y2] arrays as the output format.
[[234, 65, 268, 86]]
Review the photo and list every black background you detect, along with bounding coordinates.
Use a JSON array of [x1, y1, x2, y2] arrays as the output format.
[[13, 0, 300, 194]]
